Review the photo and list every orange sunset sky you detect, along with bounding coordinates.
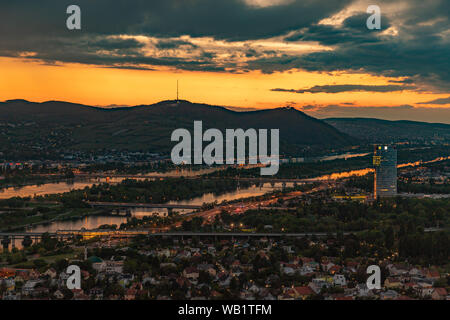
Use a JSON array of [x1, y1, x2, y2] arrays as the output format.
[[0, 0, 449, 122], [1, 56, 448, 110]]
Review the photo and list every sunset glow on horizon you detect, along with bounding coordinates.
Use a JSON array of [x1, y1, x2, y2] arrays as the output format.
[[0, 0, 449, 122], [1, 56, 448, 112]]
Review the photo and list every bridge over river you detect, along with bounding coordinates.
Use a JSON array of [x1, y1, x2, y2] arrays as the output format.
[[0, 230, 352, 243]]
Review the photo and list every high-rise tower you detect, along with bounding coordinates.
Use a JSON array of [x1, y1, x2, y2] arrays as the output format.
[[373, 145, 397, 198]]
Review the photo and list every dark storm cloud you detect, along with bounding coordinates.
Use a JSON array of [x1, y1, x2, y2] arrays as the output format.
[[87, 38, 145, 50], [388, 79, 414, 84], [285, 12, 391, 45], [0, 0, 449, 93], [0, 0, 351, 72], [257, 1, 450, 92], [271, 84, 413, 94], [155, 40, 198, 50], [0, 0, 352, 40], [417, 97, 450, 105]]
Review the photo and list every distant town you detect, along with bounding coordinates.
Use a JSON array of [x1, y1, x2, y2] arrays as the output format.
[[0, 142, 449, 300]]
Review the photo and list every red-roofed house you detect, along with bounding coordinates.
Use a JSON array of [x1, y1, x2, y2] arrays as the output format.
[[329, 265, 342, 275], [425, 269, 440, 280], [125, 288, 137, 300], [292, 286, 314, 300], [432, 288, 447, 300]]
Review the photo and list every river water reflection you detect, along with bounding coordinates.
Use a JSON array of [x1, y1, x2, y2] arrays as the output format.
[[0, 167, 221, 199], [24, 182, 294, 233], [3, 155, 448, 235]]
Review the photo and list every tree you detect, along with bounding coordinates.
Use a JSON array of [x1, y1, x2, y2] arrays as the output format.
[[384, 226, 395, 249]]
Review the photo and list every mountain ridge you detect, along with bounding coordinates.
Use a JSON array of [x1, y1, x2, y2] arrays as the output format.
[[325, 117, 450, 127], [324, 117, 450, 143], [0, 99, 353, 158]]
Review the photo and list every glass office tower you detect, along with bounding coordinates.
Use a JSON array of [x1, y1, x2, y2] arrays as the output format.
[[373, 145, 397, 198]]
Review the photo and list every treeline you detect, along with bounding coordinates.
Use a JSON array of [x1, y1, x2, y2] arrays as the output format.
[[343, 172, 450, 194], [398, 181, 450, 194], [79, 162, 217, 174], [215, 197, 449, 264], [398, 231, 449, 265], [220, 197, 448, 232], [0, 170, 74, 188], [206, 156, 373, 179], [79, 161, 175, 174], [39, 178, 252, 206]]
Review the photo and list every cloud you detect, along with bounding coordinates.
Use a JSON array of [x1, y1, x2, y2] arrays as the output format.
[[0, 0, 348, 72], [87, 38, 145, 50], [417, 97, 450, 105], [0, 0, 448, 93], [271, 84, 413, 94], [0, 0, 352, 40], [256, 0, 450, 92], [155, 39, 198, 50], [388, 78, 415, 84]]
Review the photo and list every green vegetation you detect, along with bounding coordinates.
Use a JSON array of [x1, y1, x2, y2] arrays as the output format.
[[79, 161, 214, 175], [0, 177, 253, 230], [39, 178, 252, 205], [0, 100, 352, 159], [0, 233, 81, 272], [218, 197, 449, 233], [212, 197, 449, 264], [0, 167, 74, 188], [399, 181, 450, 194], [0, 199, 109, 231]]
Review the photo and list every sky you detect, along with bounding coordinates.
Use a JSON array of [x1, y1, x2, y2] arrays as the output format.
[[0, 0, 449, 123]]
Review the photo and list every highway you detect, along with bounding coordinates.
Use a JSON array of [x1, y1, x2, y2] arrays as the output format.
[[1, 228, 443, 239]]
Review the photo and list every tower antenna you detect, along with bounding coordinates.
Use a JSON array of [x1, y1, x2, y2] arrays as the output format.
[[176, 80, 179, 103]]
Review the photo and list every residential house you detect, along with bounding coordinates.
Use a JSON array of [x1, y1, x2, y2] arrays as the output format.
[[291, 286, 314, 300], [183, 267, 199, 280], [380, 290, 399, 300], [333, 274, 347, 287], [431, 288, 447, 300], [384, 277, 402, 289]]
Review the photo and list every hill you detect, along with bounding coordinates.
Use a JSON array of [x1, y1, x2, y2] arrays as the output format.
[[324, 118, 450, 143], [0, 100, 353, 159]]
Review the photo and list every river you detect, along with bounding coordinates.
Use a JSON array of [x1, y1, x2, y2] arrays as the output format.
[[4, 182, 294, 249], [2, 155, 448, 238], [0, 152, 370, 199]]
